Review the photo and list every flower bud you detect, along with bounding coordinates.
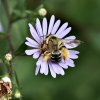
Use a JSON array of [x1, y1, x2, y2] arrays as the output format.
[[5, 53, 12, 61], [2, 76, 11, 83], [15, 90, 21, 98], [38, 8, 47, 16]]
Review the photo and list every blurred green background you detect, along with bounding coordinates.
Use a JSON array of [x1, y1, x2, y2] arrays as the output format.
[[0, 0, 100, 100]]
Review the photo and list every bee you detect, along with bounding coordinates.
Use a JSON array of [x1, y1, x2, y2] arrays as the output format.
[[41, 34, 80, 62]]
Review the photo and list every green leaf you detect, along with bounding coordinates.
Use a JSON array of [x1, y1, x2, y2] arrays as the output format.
[[0, 38, 9, 58], [87, 32, 100, 51], [8, 0, 26, 13], [0, 0, 8, 32], [15, 41, 27, 56], [11, 19, 28, 51], [44, 0, 100, 29]]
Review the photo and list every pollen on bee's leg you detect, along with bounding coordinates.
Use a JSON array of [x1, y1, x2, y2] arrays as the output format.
[[61, 48, 69, 60], [43, 56, 49, 61], [42, 52, 51, 61]]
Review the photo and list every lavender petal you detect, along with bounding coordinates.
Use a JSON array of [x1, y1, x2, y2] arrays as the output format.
[[59, 62, 68, 69], [28, 23, 41, 43], [40, 61, 48, 74], [51, 20, 61, 34], [57, 27, 71, 38], [44, 64, 49, 75], [69, 50, 79, 59], [56, 22, 68, 37], [49, 64, 56, 78], [66, 59, 75, 67], [65, 36, 76, 40], [25, 49, 39, 55], [25, 42, 38, 48], [42, 17, 47, 36], [36, 18, 43, 36], [26, 37, 39, 45], [35, 65, 40, 75], [32, 51, 40, 59], [48, 15, 55, 35]]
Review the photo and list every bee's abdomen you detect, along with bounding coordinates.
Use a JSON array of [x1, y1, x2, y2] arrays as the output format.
[[51, 51, 61, 62]]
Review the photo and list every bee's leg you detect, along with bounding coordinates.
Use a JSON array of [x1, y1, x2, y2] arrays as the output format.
[[60, 47, 69, 60], [42, 51, 51, 61]]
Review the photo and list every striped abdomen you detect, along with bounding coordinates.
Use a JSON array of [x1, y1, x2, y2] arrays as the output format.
[[51, 50, 61, 62]]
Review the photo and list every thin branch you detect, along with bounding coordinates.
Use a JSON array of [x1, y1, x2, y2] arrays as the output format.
[[2, 0, 22, 99]]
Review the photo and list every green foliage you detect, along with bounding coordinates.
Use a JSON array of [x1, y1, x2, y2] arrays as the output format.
[[45, 0, 100, 29], [0, 0, 8, 32], [0, 0, 100, 100], [11, 19, 28, 51], [0, 34, 9, 58]]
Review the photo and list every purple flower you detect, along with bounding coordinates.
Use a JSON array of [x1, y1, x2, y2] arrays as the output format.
[[25, 15, 80, 78]]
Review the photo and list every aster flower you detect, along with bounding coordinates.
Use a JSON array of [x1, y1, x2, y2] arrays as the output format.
[[25, 15, 80, 78]]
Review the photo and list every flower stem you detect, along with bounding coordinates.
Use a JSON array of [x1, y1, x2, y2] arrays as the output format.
[[2, 0, 22, 99], [4, 59, 22, 99]]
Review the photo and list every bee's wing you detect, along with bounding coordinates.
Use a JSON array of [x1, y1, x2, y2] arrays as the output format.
[[62, 39, 81, 48]]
